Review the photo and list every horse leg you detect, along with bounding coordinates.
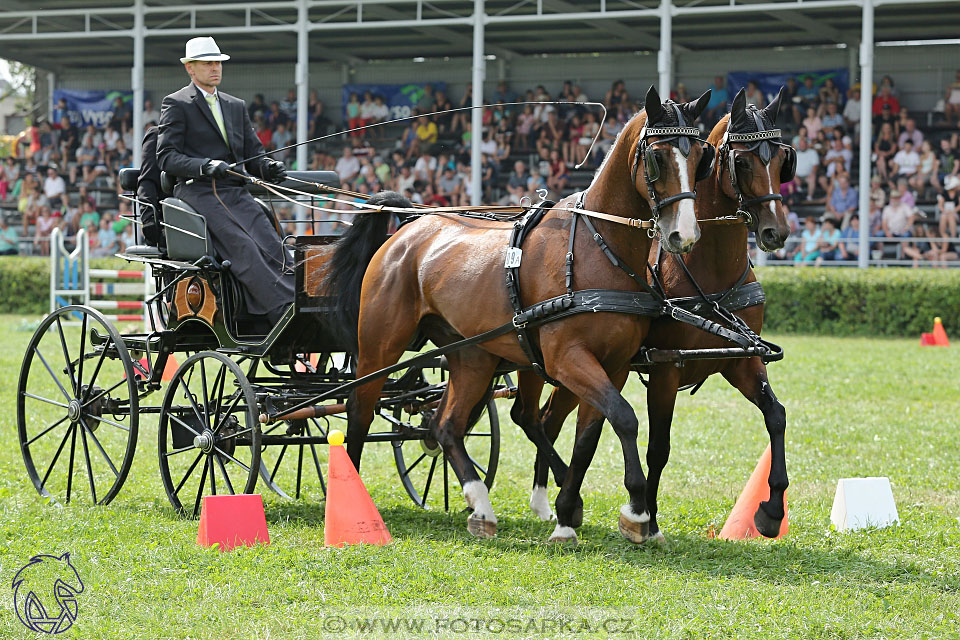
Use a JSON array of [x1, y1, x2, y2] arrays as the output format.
[[549, 363, 648, 544], [509, 369, 570, 491], [721, 357, 789, 538], [346, 315, 420, 472], [434, 347, 502, 538], [529, 386, 580, 521], [644, 364, 682, 543]]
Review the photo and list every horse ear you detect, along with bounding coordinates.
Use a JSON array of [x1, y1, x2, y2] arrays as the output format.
[[685, 89, 712, 121], [763, 86, 786, 124], [730, 88, 749, 131], [645, 85, 664, 123]]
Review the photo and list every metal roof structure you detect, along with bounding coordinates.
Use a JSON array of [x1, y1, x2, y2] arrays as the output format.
[[1, 0, 956, 266], [1, 0, 958, 68]]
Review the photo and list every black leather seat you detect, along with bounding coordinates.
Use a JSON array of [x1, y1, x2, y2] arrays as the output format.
[[123, 244, 163, 259]]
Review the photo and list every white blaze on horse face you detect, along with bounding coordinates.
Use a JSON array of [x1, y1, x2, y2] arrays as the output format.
[[529, 485, 554, 521], [766, 164, 779, 217], [672, 147, 698, 243], [463, 480, 497, 524]]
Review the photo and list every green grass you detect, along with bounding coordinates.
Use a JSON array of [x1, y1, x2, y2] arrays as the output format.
[[1, 314, 959, 639]]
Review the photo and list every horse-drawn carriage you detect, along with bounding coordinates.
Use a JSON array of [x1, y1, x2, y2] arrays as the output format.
[[17, 168, 505, 518], [17, 85, 793, 543]]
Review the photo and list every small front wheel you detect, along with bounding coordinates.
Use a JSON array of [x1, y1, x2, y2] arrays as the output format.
[[158, 351, 261, 517]]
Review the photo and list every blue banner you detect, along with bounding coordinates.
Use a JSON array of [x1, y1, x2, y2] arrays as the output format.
[[52, 89, 133, 128], [342, 83, 447, 121], [726, 69, 849, 107]]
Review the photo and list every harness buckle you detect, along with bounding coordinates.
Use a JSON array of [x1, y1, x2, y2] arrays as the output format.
[[512, 314, 527, 329]]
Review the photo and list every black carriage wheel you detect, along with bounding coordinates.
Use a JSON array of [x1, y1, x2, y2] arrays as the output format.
[[158, 351, 261, 518], [17, 305, 139, 506], [392, 386, 501, 510], [258, 416, 330, 500]]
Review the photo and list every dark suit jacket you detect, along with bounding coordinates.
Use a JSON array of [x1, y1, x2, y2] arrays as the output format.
[[157, 83, 271, 180], [137, 126, 163, 245]]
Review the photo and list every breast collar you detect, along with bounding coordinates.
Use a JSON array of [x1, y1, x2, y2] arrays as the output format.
[[719, 109, 787, 230], [632, 102, 702, 237]]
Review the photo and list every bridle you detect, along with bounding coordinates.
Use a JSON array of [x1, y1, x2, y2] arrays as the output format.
[[632, 102, 705, 238], [718, 109, 790, 231]]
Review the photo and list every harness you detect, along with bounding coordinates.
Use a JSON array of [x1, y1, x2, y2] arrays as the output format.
[[719, 109, 789, 230]]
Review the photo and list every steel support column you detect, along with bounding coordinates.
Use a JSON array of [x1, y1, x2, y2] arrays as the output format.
[[296, 0, 309, 171], [658, 0, 672, 99], [132, 0, 145, 168], [470, 0, 485, 206], [858, 0, 874, 268]]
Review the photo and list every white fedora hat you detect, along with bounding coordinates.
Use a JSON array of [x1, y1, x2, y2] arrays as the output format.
[[180, 36, 231, 64]]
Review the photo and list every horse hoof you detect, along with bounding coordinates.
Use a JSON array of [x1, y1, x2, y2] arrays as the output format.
[[753, 505, 784, 539], [618, 507, 651, 544], [547, 524, 578, 545], [467, 513, 497, 538], [647, 531, 666, 545]]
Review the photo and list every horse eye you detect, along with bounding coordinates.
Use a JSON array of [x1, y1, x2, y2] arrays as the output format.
[[735, 156, 750, 169]]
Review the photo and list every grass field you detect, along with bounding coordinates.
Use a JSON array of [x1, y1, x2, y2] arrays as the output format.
[[1, 313, 958, 639]]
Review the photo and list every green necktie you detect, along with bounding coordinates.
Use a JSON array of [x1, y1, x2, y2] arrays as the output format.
[[204, 94, 229, 147]]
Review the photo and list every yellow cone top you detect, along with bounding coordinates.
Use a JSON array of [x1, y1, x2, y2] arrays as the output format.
[[327, 430, 345, 447], [935, 317, 942, 325]]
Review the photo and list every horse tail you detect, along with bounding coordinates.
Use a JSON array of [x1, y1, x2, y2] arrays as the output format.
[[324, 190, 412, 352]]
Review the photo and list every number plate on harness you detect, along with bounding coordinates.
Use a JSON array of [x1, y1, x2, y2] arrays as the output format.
[[504, 247, 523, 268]]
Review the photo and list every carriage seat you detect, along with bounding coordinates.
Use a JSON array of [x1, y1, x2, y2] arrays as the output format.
[[118, 167, 139, 192], [123, 244, 163, 259], [161, 197, 216, 262]]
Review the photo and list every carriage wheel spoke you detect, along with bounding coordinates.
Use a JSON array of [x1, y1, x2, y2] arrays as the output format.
[[421, 456, 438, 506], [39, 425, 73, 490], [212, 446, 251, 473], [82, 378, 126, 409], [79, 423, 98, 504], [217, 427, 254, 442], [192, 459, 209, 518], [174, 453, 204, 496], [466, 432, 491, 437], [468, 454, 487, 477], [208, 455, 217, 495], [23, 392, 69, 409], [210, 364, 227, 429], [26, 416, 69, 446], [402, 453, 427, 479], [76, 314, 87, 397], [270, 445, 288, 483], [87, 414, 130, 433], [35, 348, 72, 401], [199, 358, 210, 428], [306, 424, 326, 495], [178, 377, 206, 427], [163, 444, 198, 457], [443, 456, 449, 511], [65, 423, 78, 504], [216, 455, 235, 494], [79, 418, 120, 477], [295, 444, 304, 499], [212, 393, 243, 434], [80, 342, 109, 404], [55, 317, 77, 395]]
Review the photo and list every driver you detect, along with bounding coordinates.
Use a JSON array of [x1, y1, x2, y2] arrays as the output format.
[[157, 36, 293, 323]]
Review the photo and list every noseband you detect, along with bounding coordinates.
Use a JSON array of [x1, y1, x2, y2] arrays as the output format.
[[632, 103, 704, 237], [719, 110, 789, 230]]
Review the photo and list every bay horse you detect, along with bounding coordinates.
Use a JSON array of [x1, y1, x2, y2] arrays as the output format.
[[324, 86, 714, 539], [515, 87, 794, 544]]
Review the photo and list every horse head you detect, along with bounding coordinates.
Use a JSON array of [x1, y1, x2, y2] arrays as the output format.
[[713, 86, 793, 251], [633, 85, 714, 254]]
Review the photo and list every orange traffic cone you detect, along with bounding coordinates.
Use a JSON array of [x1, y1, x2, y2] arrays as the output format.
[[718, 445, 788, 540], [196, 494, 270, 551], [324, 430, 392, 547], [933, 317, 950, 347]]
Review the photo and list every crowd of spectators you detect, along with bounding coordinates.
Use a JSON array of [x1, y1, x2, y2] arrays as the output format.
[[2, 70, 959, 266], [767, 72, 960, 266]]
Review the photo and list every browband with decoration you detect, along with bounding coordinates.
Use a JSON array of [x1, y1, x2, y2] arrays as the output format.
[[725, 129, 783, 143], [642, 126, 702, 139]]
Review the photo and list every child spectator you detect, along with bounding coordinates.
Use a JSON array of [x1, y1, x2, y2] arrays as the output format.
[[0, 215, 20, 255], [815, 216, 841, 265], [892, 140, 921, 179], [838, 214, 862, 262], [794, 216, 821, 264]]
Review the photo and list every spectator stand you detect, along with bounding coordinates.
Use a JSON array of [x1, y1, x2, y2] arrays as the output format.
[[50, 227, 149, 325]]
